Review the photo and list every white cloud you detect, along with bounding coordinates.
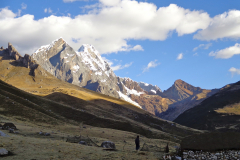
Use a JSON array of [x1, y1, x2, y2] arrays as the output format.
[[194, 10, 240, 40], [209, 43, 240, 59], [193, 43, 212, 51], [44, 8, 52, 14], [17, 9, 22, 17], [0, 7, 16, 19], [63, 0, 88, 2], [131, 45, 144, 51], [193, 53, 198, 56], [111, 62, 133, 71], [0, 3, 210, 55], [142, 60, 160, 73], [229, 67, 240, 76], [99, 0, 121, 6], [102, 57, 132, 71], [21, 3, 27, 10], [177, 53, 183, 60]]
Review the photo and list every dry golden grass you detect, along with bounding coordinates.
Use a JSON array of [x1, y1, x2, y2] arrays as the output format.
[[0, 57, 144, 114], [0, 116, 179, 160], [215, 103, 240, 115]]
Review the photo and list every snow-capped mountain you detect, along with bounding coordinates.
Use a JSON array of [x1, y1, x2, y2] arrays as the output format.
[[32, 38, 143, 108], [138, 82, 162, 94]]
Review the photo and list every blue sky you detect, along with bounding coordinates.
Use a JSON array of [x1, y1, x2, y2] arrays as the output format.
[[1, 0, 240, 91]]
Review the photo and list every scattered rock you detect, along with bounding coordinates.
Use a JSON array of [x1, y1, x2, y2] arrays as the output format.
[[2, 123, 16, 130], [0, 148, 8, 156], [44, 133, 50, 136], [101, 141, 116, 149], [8, 128, 14, 133], [79, 141, 87, 145], [0, 131, 9, 137]]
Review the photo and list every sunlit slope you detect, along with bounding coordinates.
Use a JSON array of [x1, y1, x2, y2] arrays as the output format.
[[0, 54, 142, 113]]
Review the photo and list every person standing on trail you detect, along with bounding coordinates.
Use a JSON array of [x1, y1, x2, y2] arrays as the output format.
[[135, 135, 140, 151], [165, 143, 169, 153]]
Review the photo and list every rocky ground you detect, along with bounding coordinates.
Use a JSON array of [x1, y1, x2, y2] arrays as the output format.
[[182, 150, 240, 160]]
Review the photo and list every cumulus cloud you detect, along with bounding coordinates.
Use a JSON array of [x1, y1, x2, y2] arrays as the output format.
[[142, 60, 160, 73], [209, 43, 240, 59], [194, 10, 240, 40], [193, 43, 212, 51], [229, 67, 240, 77], [177, 53, 183, 60], [0, 2, 211, 55], [0, 7, 16, 19]]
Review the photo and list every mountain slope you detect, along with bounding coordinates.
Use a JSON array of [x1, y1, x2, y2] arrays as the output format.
[[174, 81, 240, 131]]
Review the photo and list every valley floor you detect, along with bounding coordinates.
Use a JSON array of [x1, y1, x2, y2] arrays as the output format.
[[0, 116, 178, 160]]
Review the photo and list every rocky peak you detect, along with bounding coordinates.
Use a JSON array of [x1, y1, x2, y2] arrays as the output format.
[[121, 77, 144, 92], [163, 79, 203, 101], [8, 42, 22, 61], [0, 43, 39, 76]]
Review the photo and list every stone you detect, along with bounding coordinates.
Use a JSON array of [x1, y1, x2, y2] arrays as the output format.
[[100, 141, 116, 149], [0, 131, 9, 137], [79, 141, 87, 145], [8, 129, 14, 133], [0, 148, 8, 156], [44, 133, 50, 136]]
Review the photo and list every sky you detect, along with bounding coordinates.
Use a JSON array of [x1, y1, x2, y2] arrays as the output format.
[[1, 0, 240, 91]]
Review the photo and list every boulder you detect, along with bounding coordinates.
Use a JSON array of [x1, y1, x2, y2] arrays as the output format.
[[0, 148, 8, 156], [2, 123, 16, 130], [101, 141, 116, 149]]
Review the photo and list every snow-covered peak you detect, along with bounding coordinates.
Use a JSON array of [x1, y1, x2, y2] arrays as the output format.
[[33, 37, 67, 56], [138, 81, 162, 93], [76, 44, 110, 72], [78, 44, 99, 55]]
